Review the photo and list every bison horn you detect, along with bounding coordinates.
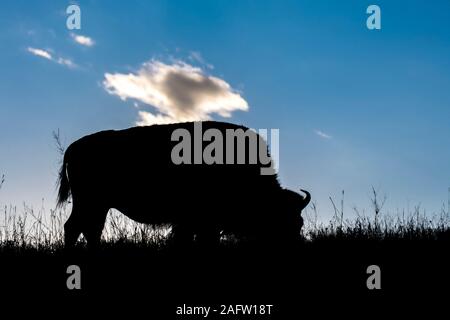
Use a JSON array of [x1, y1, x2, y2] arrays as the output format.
[[299, 189, 311, 210]]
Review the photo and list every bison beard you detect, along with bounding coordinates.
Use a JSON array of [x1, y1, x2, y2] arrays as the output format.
[[57, 121, 311, 247]]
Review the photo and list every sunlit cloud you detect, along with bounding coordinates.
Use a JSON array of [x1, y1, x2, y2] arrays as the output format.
[[103, 60, 248, 125], [71, 33, 95, 47], [315, 129, 332, 139]]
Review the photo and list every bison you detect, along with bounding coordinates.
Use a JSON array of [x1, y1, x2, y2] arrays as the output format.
[[57, 121, 310, 247]]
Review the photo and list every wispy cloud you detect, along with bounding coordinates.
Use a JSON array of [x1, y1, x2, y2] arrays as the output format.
[[27, 47, 52, 60], [71, 33, 95, 47], [56, 57, 76, 68], [315, 129, 332, 139], [103, 59, 248, 126], [188, 51, 214, 69], [27, 47, 76, 69]]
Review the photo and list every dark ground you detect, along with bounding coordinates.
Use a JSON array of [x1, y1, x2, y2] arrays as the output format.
[[1, 237, 448, 317]]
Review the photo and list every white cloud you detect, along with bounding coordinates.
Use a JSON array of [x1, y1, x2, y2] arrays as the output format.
[[27, 47, 52, 60], [135, 111, 178, 126], [71, 33, 95, 47], [27, 47, 76, 69], [315, 130, 332, 139], [103, 60, 249, 125]]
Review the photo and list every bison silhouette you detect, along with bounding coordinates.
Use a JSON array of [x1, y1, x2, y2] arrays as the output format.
[[57, 121, 310, 247]]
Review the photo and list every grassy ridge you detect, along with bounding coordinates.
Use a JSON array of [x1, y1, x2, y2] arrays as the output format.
[[0, 199, 448, 311], [1, 176, 449, 308], [1, 198, 448, 252]]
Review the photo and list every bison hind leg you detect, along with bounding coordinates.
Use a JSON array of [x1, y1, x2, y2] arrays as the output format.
[[64, 205, 83, 248], [64, 202, 108, 249], [82, 208, 109, 248], [64, 218, 81, 248]]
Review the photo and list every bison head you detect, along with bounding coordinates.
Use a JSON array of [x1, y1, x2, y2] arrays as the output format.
[[275, 188, 311, 240]]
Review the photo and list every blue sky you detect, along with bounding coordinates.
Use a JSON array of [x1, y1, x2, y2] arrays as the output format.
[[0, 0, 449, 220]]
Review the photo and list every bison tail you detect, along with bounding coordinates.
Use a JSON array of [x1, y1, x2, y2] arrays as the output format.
[[57, 147, 71, 207]]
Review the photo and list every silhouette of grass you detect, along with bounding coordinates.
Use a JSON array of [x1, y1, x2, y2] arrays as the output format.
[[302, 187, 450, 243], [1, 196, 448, 254], [0, 205, 170, 253]]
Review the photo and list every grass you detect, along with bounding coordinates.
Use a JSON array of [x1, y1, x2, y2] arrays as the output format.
[[0, 204, 171, 252], [1, 187, 449, 253], [303, 187, 450, 243]]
